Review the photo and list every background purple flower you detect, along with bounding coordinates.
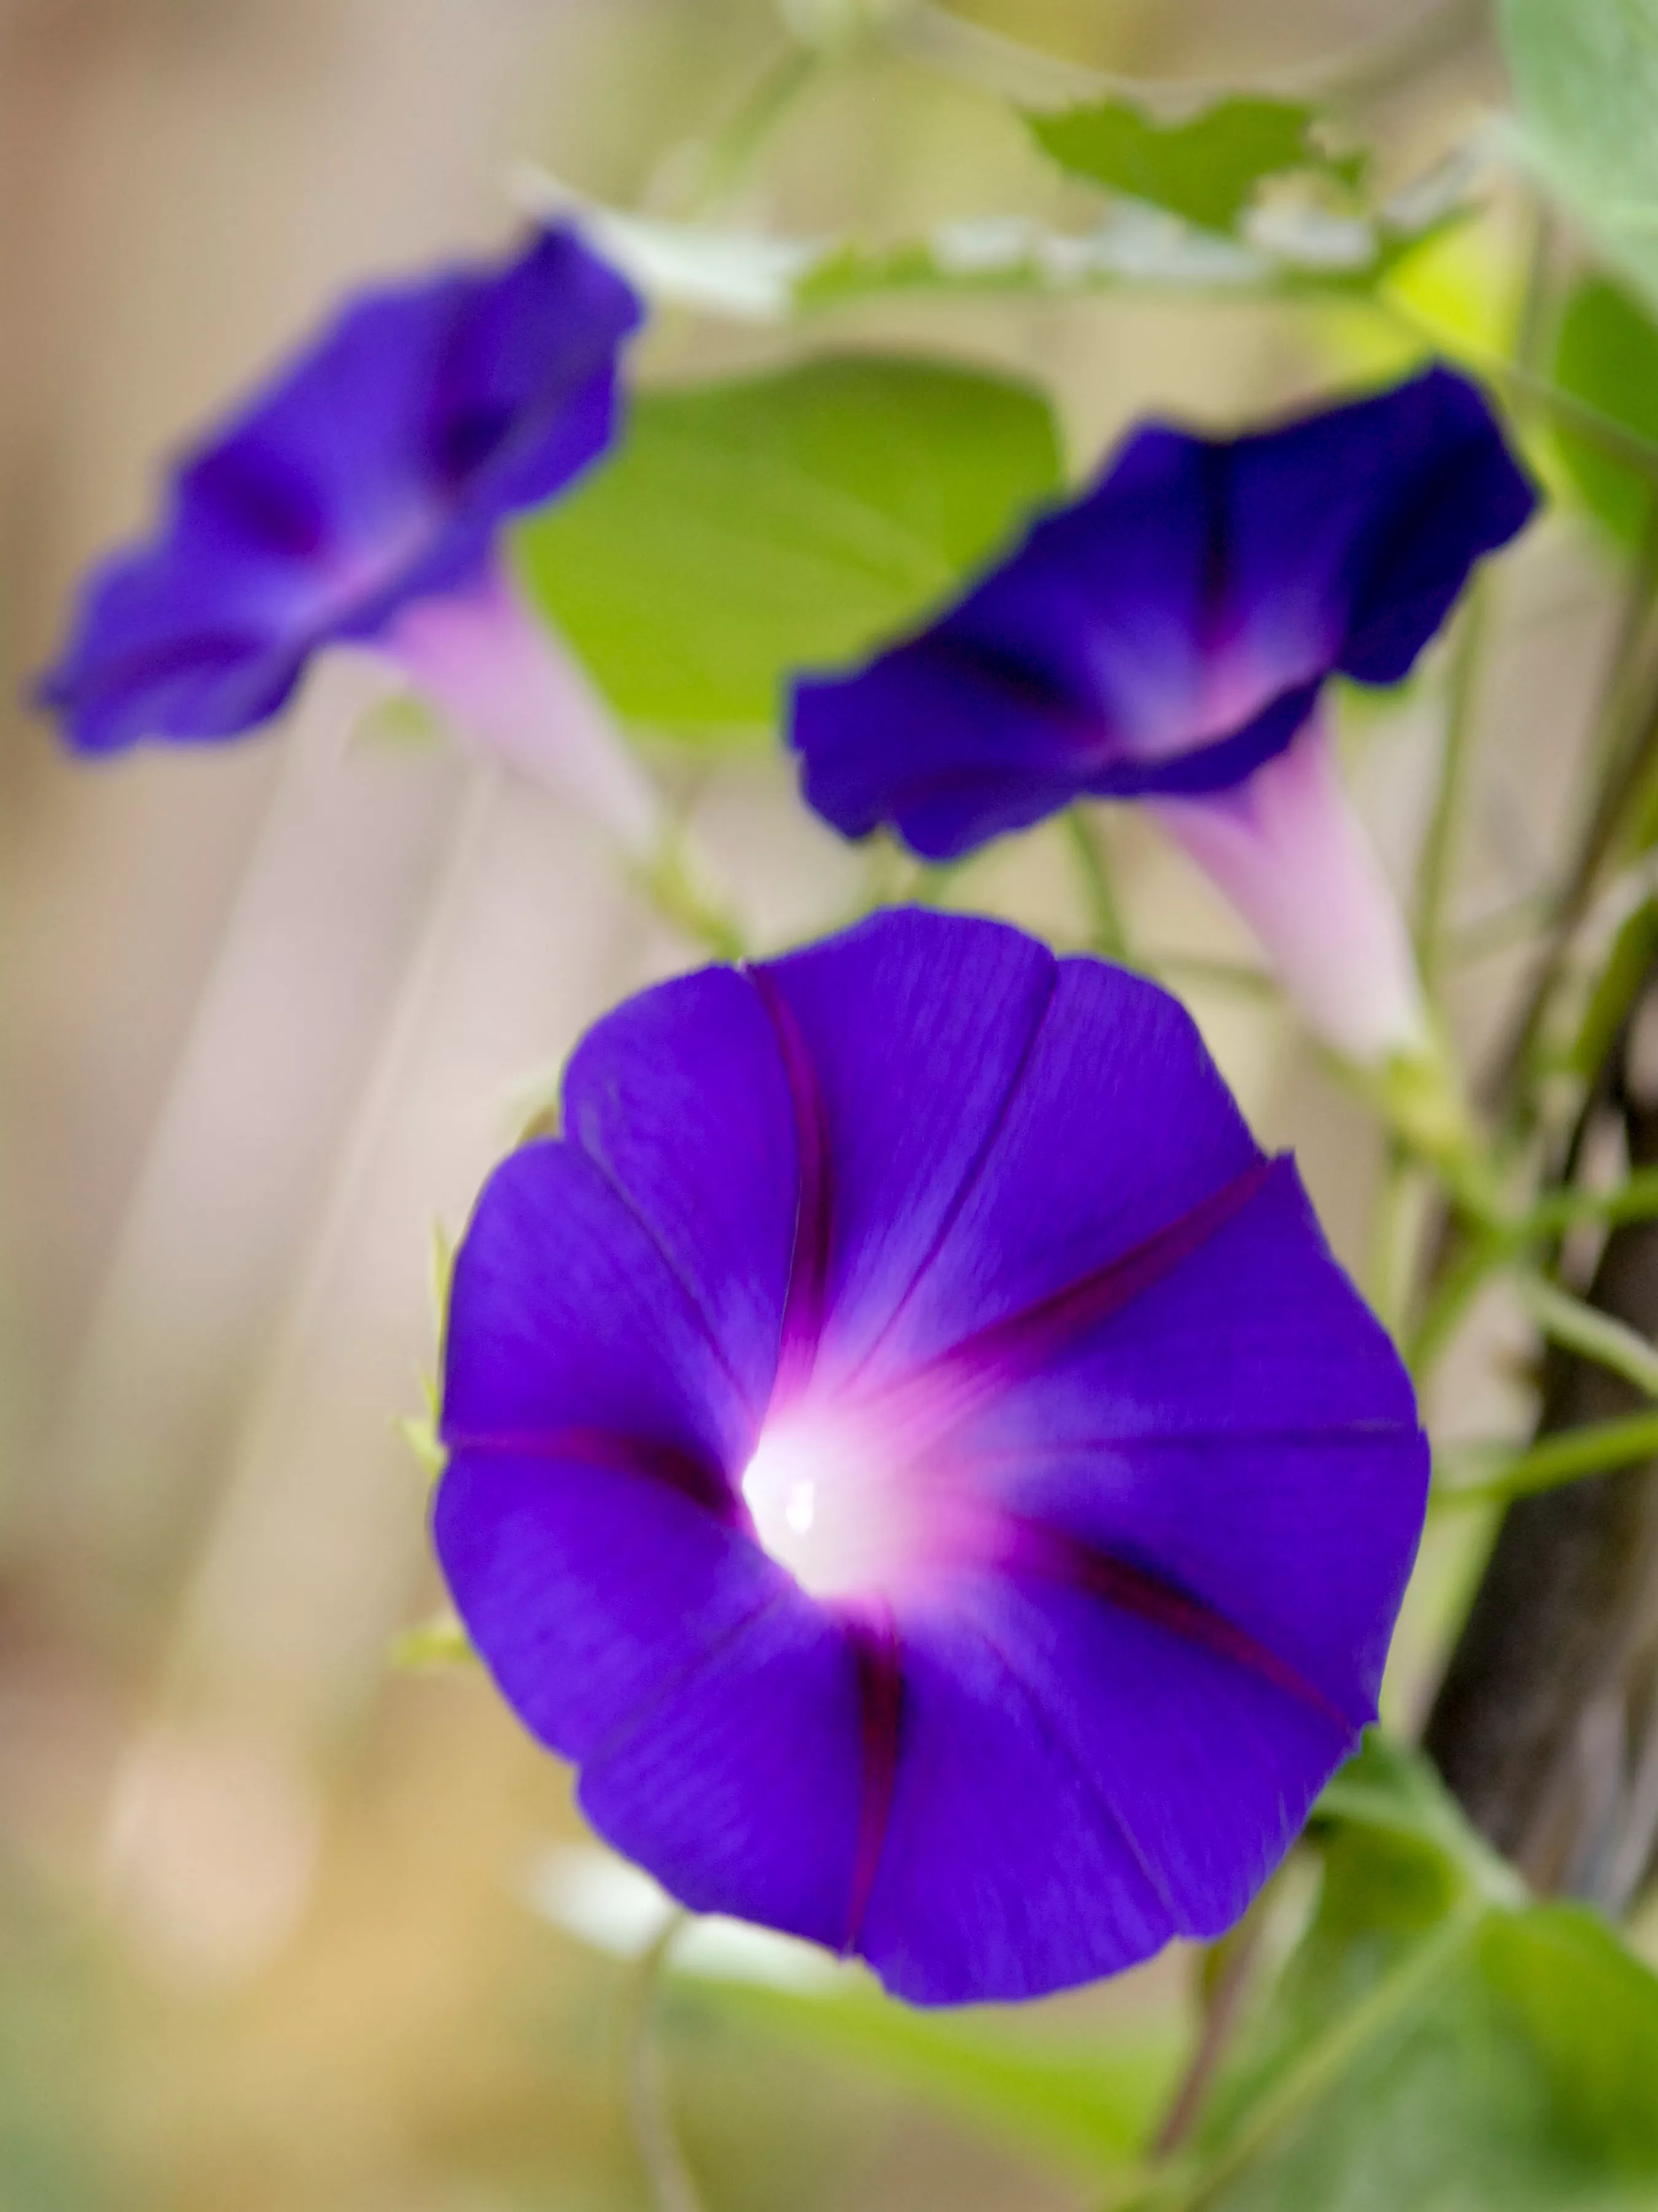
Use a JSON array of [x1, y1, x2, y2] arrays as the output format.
[[790, 368, 1535, 1064], [434, 908, 1428, 2005], [792, 366, 1532, 850], [37, 224, 658, 839]]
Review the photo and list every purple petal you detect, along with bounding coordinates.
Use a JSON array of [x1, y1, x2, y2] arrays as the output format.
[[749, 911, 1058, 1388], [853, 1608, 1175, 2003], [995, 1424, 1426, 1733], [437, 1447, 894, 1954], [38, 224, 640, 755], [441, 1139, 759, 1486], [856, 954, 1263, 1387], [960, 1156, 1420, 1472], [557, 961, 799, 1422], [791, 364, 1535, 860], [949, 1565, 1355, 1945], [434, 1448, 784, 1762], [578, 1594, 873, 1951]]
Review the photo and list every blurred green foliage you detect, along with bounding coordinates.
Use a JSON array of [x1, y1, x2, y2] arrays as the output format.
[[1169, 1739, 1658, 2210], [1500, 0, 1658, 313], [517, 355, 1060, 747], [1028, 95, 1363, 237], [1552, 276, 1658, 552], [671, 1971, 1180, 2179]]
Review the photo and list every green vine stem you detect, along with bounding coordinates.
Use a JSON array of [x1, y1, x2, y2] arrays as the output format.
[[1066, 806, 1131, 963], [624, 1918, 703, 2212], [1414, 579, 1490, 997]]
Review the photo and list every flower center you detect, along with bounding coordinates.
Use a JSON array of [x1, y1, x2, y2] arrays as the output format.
[[739, 1391, 998, 1605], [740, 1406, 930, 1602]]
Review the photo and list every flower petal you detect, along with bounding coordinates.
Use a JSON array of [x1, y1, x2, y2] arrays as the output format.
[[576, 1594, 872, 1953], [963, 1154, 1420, 1453], [993, 1422, 1427, 1733], [440, 1448, 899, 1954], [858, 954, 1263, 1384], [750, 910, 1058, 1386], [441, 1140, 758, 1483], [558, 962, 799, 1421], [853, 1609, 1175, 2004], [434, 1448, 783, 1762], [952, 1565, 1355, 1944]]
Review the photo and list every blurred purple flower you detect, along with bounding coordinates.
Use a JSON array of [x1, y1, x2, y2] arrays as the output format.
[[434, 908, 1426, 2004], [791, 367, 1535, 1062], [37, 225, 658, 845]]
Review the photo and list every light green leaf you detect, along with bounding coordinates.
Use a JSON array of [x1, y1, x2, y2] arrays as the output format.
[[1028, 95, 1363, 237], [1553, 276, 1658, 547], [1498, 0, 1658, 309], [515, 355, 1061, 745], [687, 1977, 1179, 2178], [1312, 1731, 1519, 1902], [1168, 1739, 1658, 2210]]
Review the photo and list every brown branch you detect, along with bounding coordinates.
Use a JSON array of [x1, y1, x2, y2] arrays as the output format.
[[1425, 974, 1658, 1907]]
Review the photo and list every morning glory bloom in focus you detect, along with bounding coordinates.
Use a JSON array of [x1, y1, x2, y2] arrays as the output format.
[[37, 224, 659, 850], [435, 908, 1428, 2005], [791, 367, 1535, 1068]]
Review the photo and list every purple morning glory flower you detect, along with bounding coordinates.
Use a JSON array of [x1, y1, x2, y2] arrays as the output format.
[[434, 907, 1427, 2004], [791, 367, 1536, 1064], [37, 225, 659, 847]]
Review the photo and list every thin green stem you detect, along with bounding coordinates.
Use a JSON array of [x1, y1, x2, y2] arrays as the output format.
[[636, 831, 749, 960], [1514, 1272, 1658, 1399], [1407, 1221, 1498, 1378], [1434, 1409, 1658, 1508], [1415, 582, 1490, 994], [682, 42, 823, 216], [1066, 806, 1130, 962], [1151, 1899, 1275, 2160], [1408, 1168, 1658, 1376], [1368, 1143, 1431, 1339], [1143, 954, 1277, 1003], [624, 1918, 702, 2212], [1512, 1164, 1658, 1241], [1444, 887, 1557, 965], [905, 855, 968, 908]]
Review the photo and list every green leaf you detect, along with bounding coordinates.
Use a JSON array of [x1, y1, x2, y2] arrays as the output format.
[[1498, 0, 1658, 310], [1027, 95, 1363, 237], [515, 355, 1061, 745], [1162, 1738, 1658, 2210], [1312, 1730, 1517, 1901], [1553, 276, 1658, 547], [683, 1977, 1179, 2178]]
